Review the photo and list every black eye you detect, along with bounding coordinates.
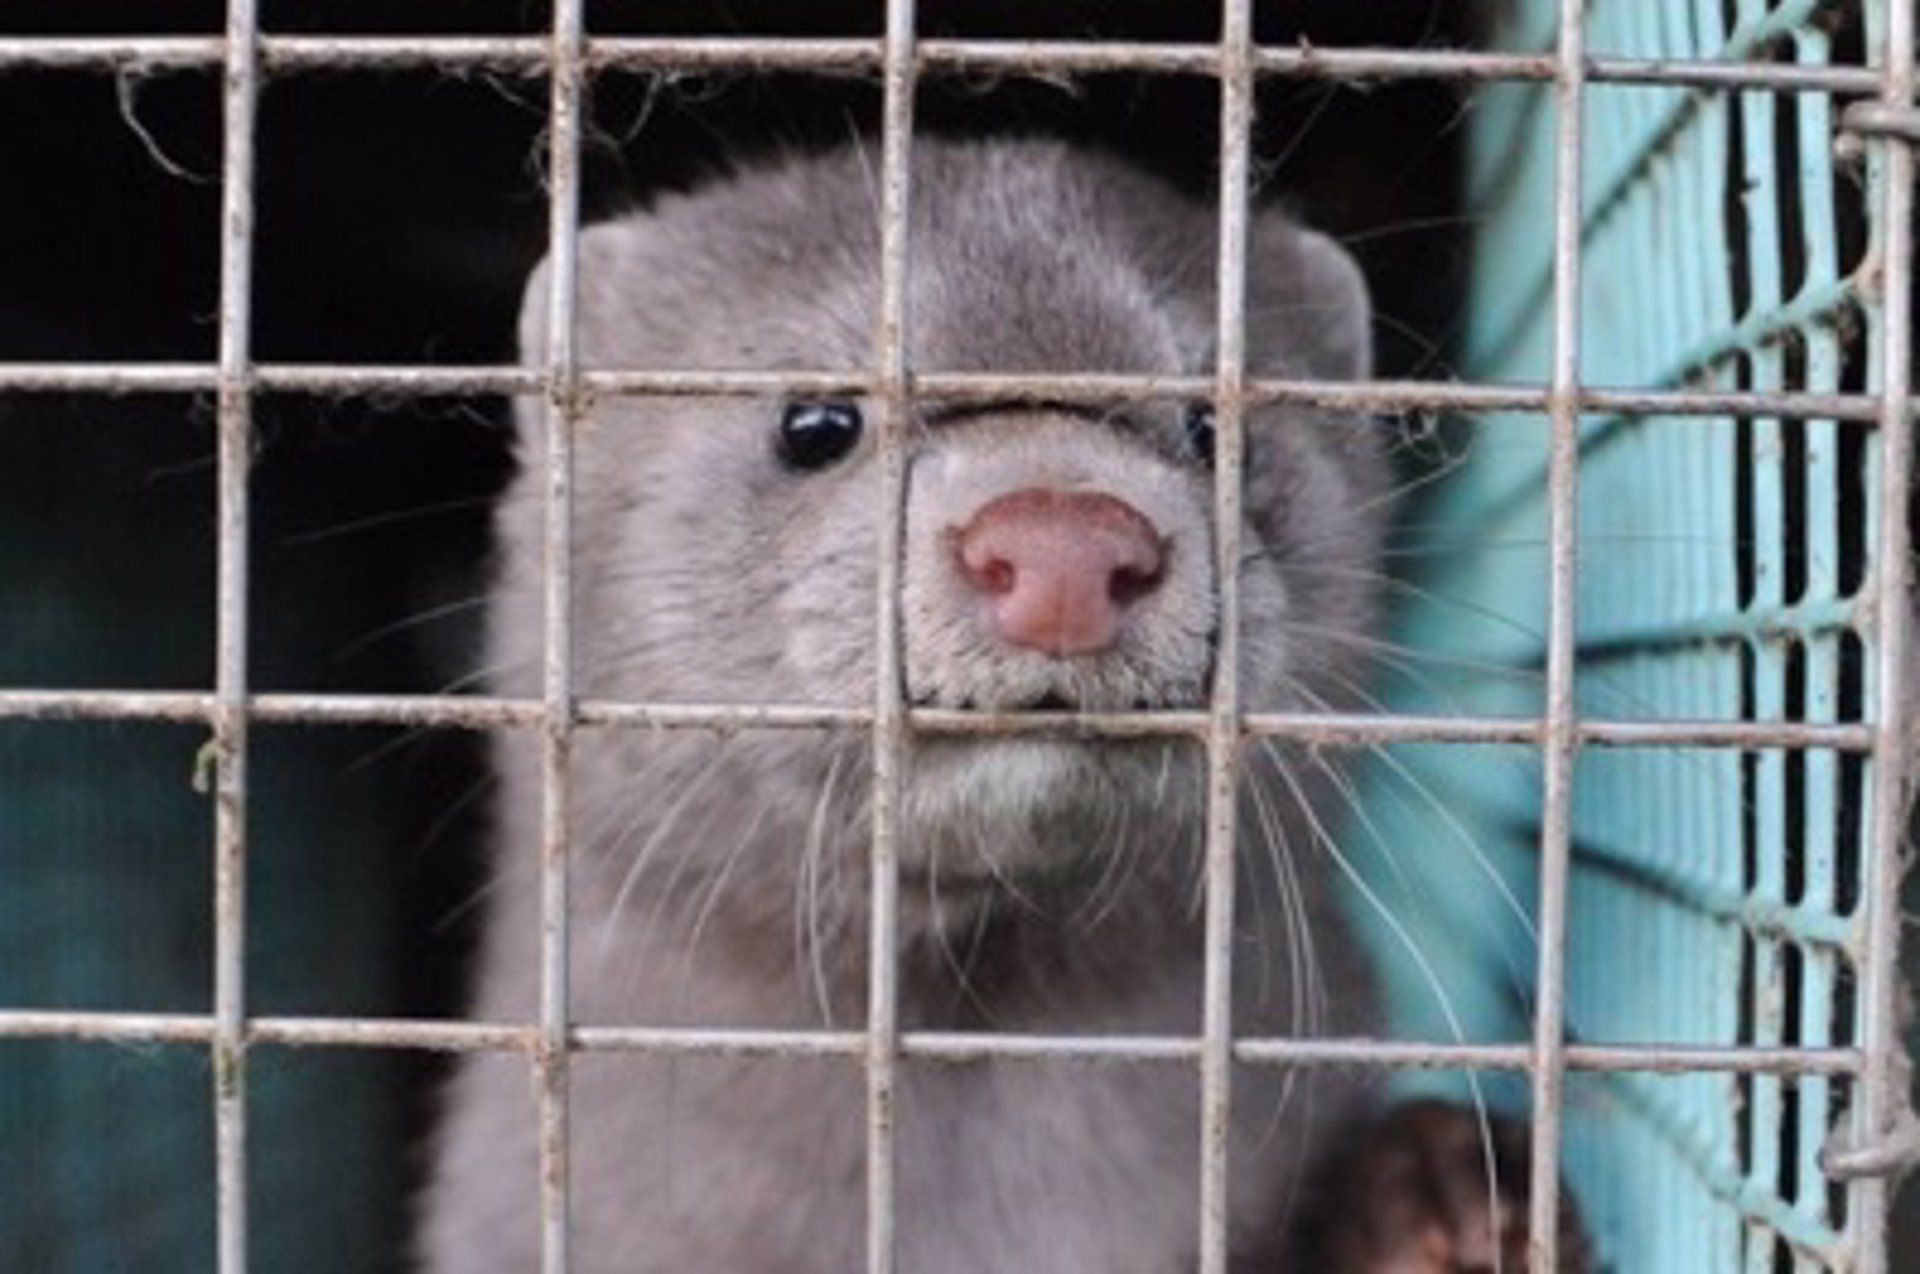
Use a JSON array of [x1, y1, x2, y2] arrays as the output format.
[[777, 401, 864, 470], [1183, 401, 1216, 465]]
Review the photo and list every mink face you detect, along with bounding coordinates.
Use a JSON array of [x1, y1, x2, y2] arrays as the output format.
[[426, 138, 1391, 1272], [495, 138, 1388, 937]]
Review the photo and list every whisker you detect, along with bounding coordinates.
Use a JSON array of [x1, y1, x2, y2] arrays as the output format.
[[1261, 740, 1507, 1274], [1285, 673, 1538, 950], [330, 594, 492, 664], [924, 843, 1000, 1026], [675, 797, 771, 998], [280, 493, 498, 547], [1069, 769, 1135, 929], [599, 741, 731, 960], [1239, 757, 1326, 1240], [1269, 619, 1548, 688], [1332, 211, 1489, 247], [797, 743, 851, 1026]]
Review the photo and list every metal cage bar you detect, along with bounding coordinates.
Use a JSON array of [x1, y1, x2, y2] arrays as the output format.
[[0, 689, 1884, 750], [209, 1, 259, 1269], [0, 1007, 1871, 1073], [863, 0, 916, 1269], [1195, 4, 1255, 1268], [1845, 0, 1917, 1267], [1524, 2, 1586, 1266], [0, 364, 1906, 423], [0, 34, 1888, 94], [532, 1, 588, 1268]]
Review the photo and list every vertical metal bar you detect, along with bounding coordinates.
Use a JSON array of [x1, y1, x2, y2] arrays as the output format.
[[1527, 0, 1587, 1268], [1790, 23, 1845, 1252], [1746, 78, 1791, 1272], [1850, 0, 1915, 1265], [211, 1, 260, 1269], [1730, 8, 1788, 1260], [867, 1, 916, 1269], [1197, 3, 1253, 1271], [537, 2, 587, 1270]]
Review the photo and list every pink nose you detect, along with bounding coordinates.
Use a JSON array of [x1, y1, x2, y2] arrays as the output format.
[[953, 489, 1166, 656]]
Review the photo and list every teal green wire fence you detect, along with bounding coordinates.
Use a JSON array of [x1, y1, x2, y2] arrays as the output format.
[[1357, 2, 1889, 1268]]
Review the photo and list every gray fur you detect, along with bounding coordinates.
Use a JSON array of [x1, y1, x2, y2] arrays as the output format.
[[419, 139, 1392, 1272]]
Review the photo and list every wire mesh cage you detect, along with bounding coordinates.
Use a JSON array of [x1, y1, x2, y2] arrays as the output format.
[[0, 0, 1914, 1271], [1360, 2, 1908, 1269]]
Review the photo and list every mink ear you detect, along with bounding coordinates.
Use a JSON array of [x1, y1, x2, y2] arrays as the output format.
[[1243, 215, 1372, 383], [1237, 214, 1391, 550], [511, 220, 647, 451]]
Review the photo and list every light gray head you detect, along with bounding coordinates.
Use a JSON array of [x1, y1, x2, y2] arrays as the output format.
[[498, 138, 1388, 962]]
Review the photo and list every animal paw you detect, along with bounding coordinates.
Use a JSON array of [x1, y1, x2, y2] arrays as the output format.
[[1303, 1099, 1590, 1273]]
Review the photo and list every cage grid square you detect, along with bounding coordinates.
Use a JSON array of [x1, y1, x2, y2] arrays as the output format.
[[0, 1, 1913, 1271]]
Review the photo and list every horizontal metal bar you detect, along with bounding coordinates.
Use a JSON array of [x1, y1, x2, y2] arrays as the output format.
[[0, 35, 1884, 94], [911, 1031, 1200, 1063], [258, 694, 544, 728], [1234, 1039, 1866, 1076], [578, 701, 866, 730], [1574, 55, 1878, 93], [0, 1010, 217, 1044], [571, 1026, 861, 1058], [1566, 1044, 1860, 1077], [929, 709, 1529, 745], [0, 689, 217, 723], [0, 691, 1877, 751], [256, 1017, 530, 1051], [0, 363, 228, 393], [1258, 48, 1875, 92], [0, 34, 229, 69], [1577, 385, 1890, 424], [1575, 719, 1870, 749], [0, 363, 1907, 424], [0, 1010, 1865, 1076], [0, 690, 542, 728]]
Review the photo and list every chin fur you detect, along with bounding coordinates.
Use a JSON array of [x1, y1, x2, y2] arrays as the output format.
[[901, 737, 1201, 890]]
